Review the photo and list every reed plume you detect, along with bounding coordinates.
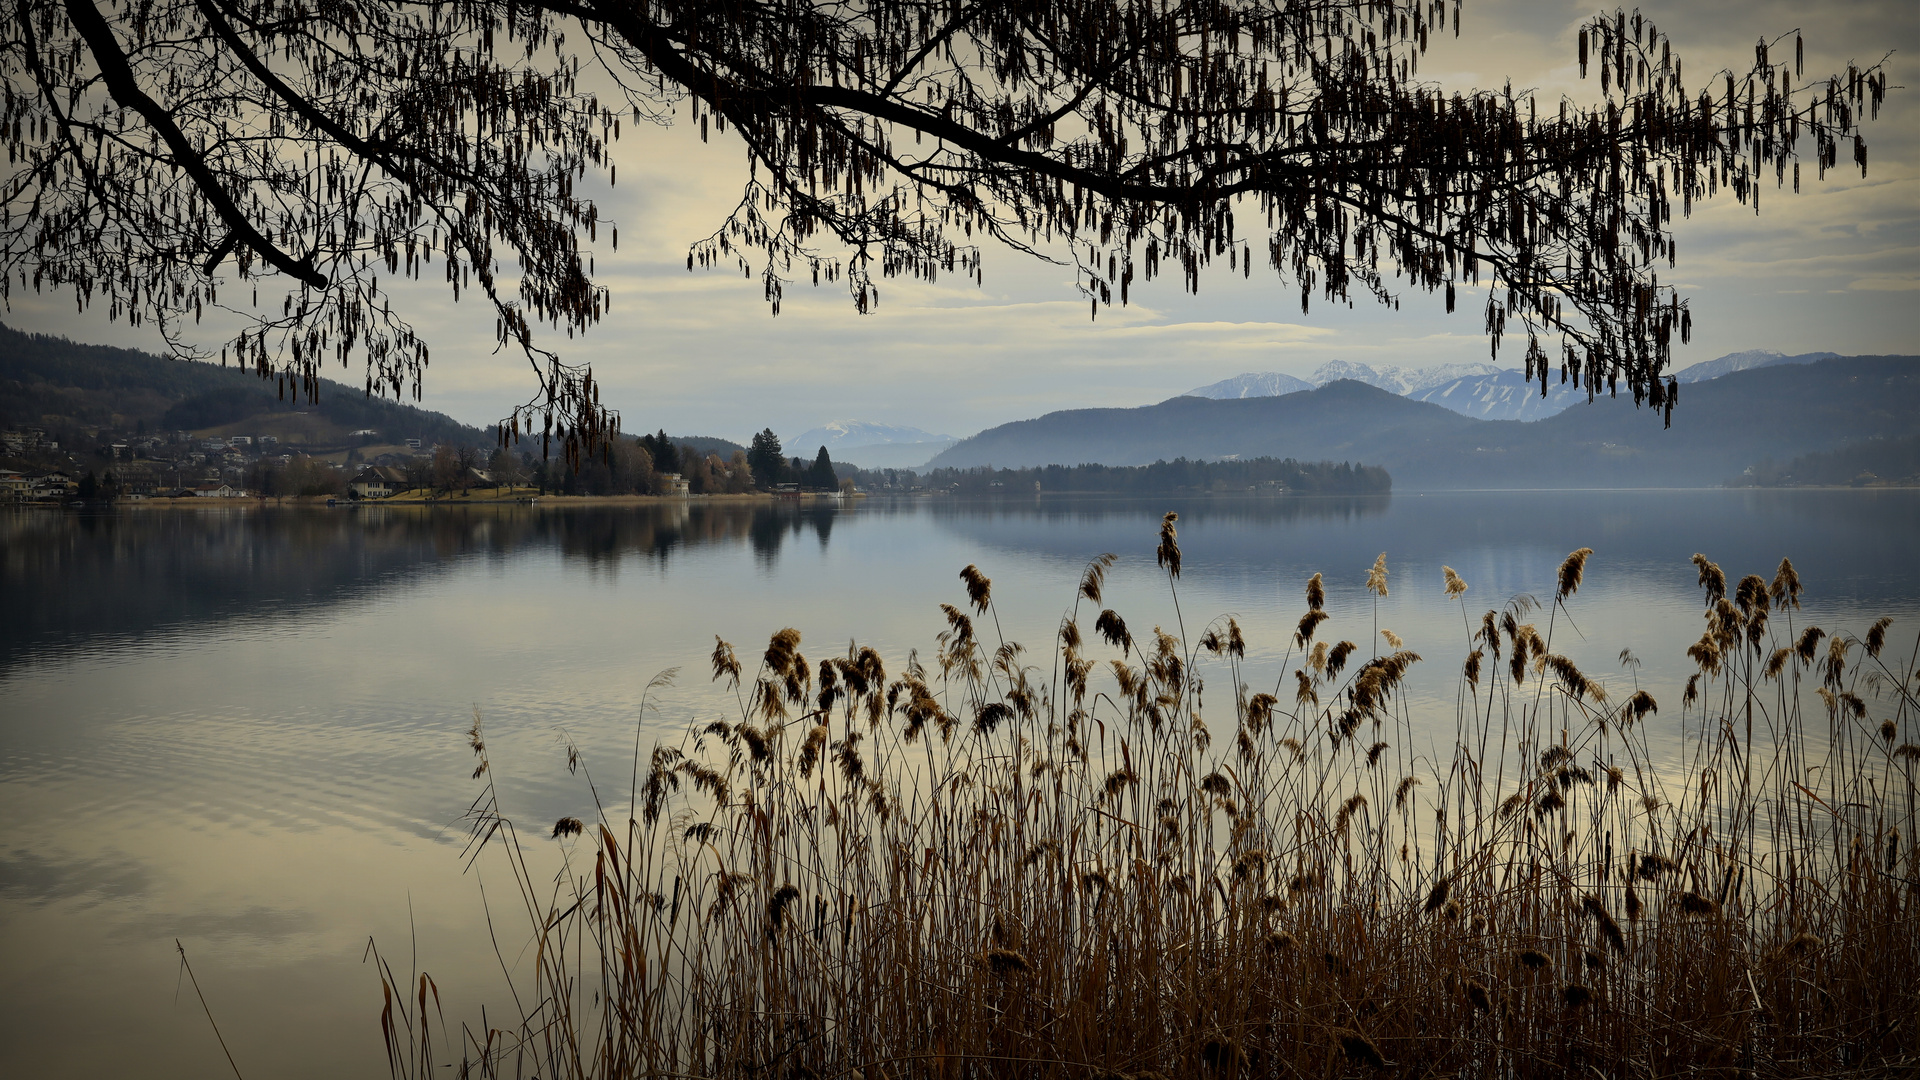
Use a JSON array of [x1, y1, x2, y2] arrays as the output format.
[[1693, 553, 1727, 605], [1557, 547, 1593, 600], [960, 564, 992, 613], [1156, 512, 1181, 578]]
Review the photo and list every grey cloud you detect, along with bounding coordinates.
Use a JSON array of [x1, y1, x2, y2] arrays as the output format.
[[107, 905, 316, 945], [0, 849, 151, 907]]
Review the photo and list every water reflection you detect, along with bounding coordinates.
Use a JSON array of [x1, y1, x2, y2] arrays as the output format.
[[930, 488, 1920, 601], [927, 492, 1392, 525], [2, 496, 1387, 672], [1, 506, 461, 672], [0, 501, 858, 670], [8, 489, 1917, 675]]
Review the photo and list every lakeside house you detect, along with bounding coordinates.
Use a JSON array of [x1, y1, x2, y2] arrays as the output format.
[[658, 472, 691, 496], [349, 466, 410, 499], [29, 472, 76, 500]]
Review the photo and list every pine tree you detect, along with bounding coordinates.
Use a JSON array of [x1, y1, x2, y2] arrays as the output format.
[[639, 430, 681, 474], [807, 446, 837, 492], [747, 429, 784, 489]]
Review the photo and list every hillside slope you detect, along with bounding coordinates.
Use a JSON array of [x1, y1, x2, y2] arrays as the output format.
[[1438, 356, 1919, 488], [0, 324, 747, 458], [0, 322, 489, 447]]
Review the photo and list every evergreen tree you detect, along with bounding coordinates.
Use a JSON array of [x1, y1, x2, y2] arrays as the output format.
[[639, 430, 681, 474], [747, 429, 784, 489], [807, 446, 837, 491]]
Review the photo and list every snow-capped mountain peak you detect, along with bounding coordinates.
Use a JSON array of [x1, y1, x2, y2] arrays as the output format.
[[1308, 361, 1505, 396], [1670, 350, 1837, 384], [1180, 371, 1316, 400]]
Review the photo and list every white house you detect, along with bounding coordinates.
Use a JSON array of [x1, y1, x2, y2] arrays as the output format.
[[29, 472, 75, 499]]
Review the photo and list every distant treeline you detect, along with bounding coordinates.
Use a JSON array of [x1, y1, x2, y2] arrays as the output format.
[[918, 457, 1390, 495], [1732, 433, 1920, 488], [528, 431, 838, 497]]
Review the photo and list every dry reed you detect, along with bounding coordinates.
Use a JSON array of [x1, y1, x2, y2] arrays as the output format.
[[380, 532, 1920, 1080]]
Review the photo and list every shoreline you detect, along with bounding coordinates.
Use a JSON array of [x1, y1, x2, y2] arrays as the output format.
[[5, 482, 1916, 510], [6, 489, 830, 508]]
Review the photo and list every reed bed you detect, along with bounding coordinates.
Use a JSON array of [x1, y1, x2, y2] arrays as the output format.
[[378, 518, 1920, 1079]]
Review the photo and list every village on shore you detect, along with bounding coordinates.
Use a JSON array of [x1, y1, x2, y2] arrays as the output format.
[[0, 422, 859, 505]]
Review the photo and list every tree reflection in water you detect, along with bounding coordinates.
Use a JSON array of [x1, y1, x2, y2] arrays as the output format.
[[0, 502, 867, 670]]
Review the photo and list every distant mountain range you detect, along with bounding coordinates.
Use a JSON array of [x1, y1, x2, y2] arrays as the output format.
[[1313, 360, 1507, 396], [786, 419, 957, 469], [1186, 359, 1567, 421], [1408, 369, 1592, 421], [1178, 351, 1843, 423], [1175, 351, 1850, 422], [927, 356, 1920, 489], [1185, 361, 1502, 402], [1669, 349, 1839, 383], [1182, 371, 1317, 399]]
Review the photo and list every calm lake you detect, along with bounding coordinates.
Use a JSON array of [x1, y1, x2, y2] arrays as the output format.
[[3, 490, 1917, 1076]]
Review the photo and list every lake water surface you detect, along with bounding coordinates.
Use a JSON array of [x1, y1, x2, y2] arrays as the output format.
[[3, 490, 1917, 1076]]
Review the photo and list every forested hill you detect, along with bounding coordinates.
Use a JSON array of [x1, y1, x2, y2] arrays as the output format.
[[0, 322, 490, 447], [927, 356, 1920, 489]]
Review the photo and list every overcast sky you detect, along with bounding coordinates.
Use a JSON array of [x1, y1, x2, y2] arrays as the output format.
[[6, 1, 1915, 445]]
